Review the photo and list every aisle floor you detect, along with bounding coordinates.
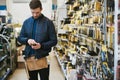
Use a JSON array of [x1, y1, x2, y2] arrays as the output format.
[[8, 52, 65, 80]]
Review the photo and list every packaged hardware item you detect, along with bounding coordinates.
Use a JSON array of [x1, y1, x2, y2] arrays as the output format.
[[94, 1, 101, 11]]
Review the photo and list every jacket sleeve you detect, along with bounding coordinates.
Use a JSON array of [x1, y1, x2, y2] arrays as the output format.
[[41, 20, 57, 50], [17, 21, 29, 45]]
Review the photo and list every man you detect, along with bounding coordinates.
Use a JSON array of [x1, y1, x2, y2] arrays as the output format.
[[18, 0, 57, 80]]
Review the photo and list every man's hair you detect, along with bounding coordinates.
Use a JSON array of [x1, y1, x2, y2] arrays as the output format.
[[29, 0, 42, 9]]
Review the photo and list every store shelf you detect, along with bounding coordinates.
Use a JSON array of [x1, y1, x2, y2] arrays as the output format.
[[0, 49, 3, 52], [0, 55, 7, 62], [0, 24, 17, 80], [107, 11, 114, 15], [0, 64, 6, 71], [58, 29, 68, 34], [76, 53, 98, 59], [83, 71, 96, 80], [80, 12, 103, 20], [61, 39, 68, 42], [0, 69, 11, 80], [55, 52, 68, 80], [56, 0, 115, 80], [118, 9, 120, 14]]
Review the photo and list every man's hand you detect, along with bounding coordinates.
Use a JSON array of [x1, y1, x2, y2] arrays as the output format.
[[27, 39, 37, 45], [31, 43, 41, 49], [27, 39, 41, 49]]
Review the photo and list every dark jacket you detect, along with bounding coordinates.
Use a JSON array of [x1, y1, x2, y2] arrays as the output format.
[[18, 14, 57, 59]]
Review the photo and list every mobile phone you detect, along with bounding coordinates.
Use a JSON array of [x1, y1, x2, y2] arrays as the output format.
[[31, 43, 37, 46]]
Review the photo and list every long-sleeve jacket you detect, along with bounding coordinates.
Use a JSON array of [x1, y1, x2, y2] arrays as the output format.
[[18, 14, 57, 59]]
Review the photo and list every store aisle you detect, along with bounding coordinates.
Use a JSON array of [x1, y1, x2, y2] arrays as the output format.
[[49, 52, 65, 80], [8, 52, 65, 80]]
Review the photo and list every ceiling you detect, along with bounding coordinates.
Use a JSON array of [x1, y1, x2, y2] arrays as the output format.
[[13, 0, 30, 3], [13, 0, 47, 3]]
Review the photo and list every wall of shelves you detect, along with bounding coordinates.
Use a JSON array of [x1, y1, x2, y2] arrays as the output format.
[[0, 24, 17, 80], [55, 0, 115, 80]]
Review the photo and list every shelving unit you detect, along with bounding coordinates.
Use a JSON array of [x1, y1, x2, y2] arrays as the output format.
[[55, 0, 115, 80], [0, 24, 17, 80], [0, 55, 7, 62]]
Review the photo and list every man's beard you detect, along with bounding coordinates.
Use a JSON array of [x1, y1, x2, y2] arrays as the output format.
[[33, 16, 39, 19]]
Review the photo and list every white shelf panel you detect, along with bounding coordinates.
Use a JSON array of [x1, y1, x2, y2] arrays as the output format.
[[118, 9, 120, 14], [58, 29, 68, 34], [55, 52, 68, 80]]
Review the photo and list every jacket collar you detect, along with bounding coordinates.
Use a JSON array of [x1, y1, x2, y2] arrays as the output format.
[[32, 14, 44, 21]]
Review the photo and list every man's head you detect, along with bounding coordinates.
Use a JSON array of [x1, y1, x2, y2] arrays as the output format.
[[29, 0, 42, 19]]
